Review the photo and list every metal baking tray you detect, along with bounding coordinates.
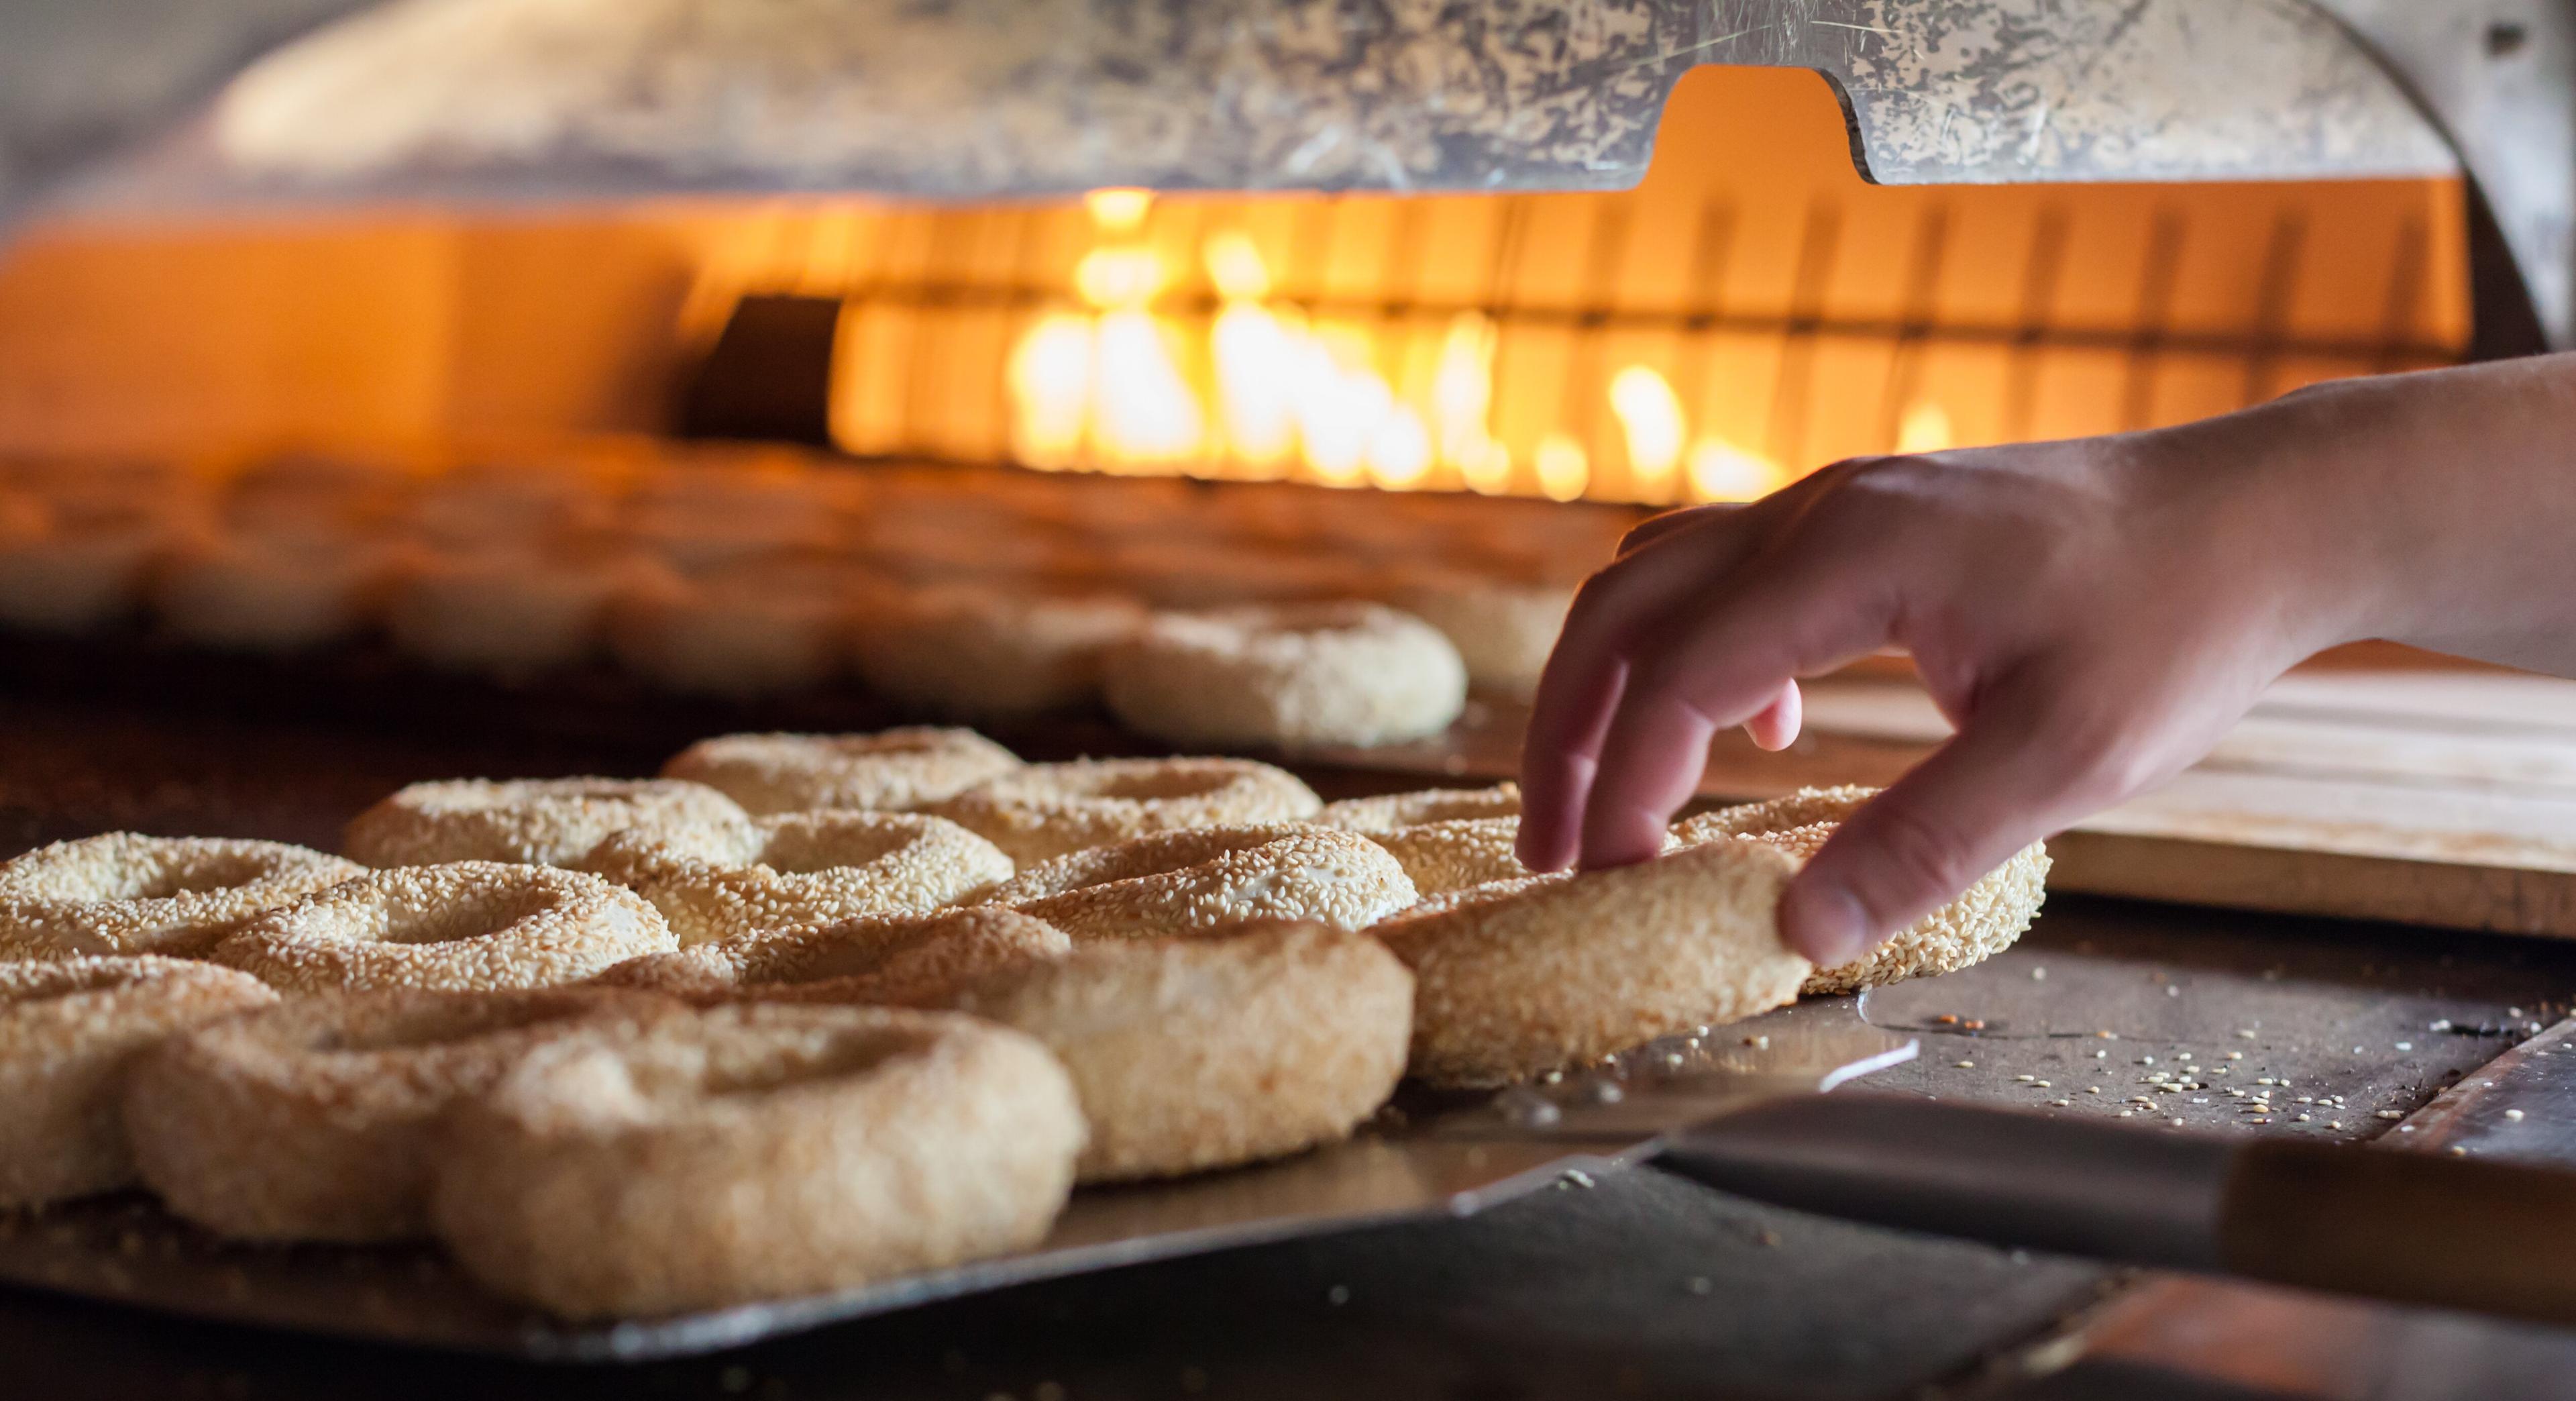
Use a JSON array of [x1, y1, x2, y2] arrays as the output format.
[[0, 997, 1915, 1361]]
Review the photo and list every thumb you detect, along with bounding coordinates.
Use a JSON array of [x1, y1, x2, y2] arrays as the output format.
[[1776, 686, 2108, 966]]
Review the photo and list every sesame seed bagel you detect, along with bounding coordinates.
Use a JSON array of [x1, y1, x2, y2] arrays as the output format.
[[853, 586, 1146, 719], [0, 834, 366, 959], [1371, 841, 1812, 1087], [1380, 574, 1572, 701], [0, 957, 278, 1208], [122, 987, 674, 1242], [344, 777, 750, 869], [206, 863, 676, 994], [429, 1002, 1084, 1318], [579, 811, 1014, 945], [1673, 786, 2050, 996], [150, 527, 405, 653], [1318, 782, 1522, 833], [1364, 815, 1679, 898], [929, 920, 1411, 1182], [928, 757, 1322, 866], [977, 825, 1417, 941], [1103, 602, 1467, 749], [598, 907, 1071, 1006], [662, 728, 1024, 815]]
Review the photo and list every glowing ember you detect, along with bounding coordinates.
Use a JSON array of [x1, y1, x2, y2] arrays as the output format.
[[1534, 433, 1591, 503], [1608, 366, 1686, 503], [1684, 435, 1786, 502], [1896, 401, 1955, 455]]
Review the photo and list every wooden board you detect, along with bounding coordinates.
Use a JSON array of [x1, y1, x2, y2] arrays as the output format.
[[1293, 671, 2576, 938]]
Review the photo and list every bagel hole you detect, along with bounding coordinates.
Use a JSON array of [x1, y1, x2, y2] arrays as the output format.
[[1071, 769, 1236, 802], [692, 1026, 930, 1098], [755, 822, 913, 876], [376, 883, 559, 946], [111, 851, 292, 901]]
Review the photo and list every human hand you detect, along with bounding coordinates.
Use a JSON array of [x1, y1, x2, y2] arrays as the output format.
[[1514, 407, 2366, 968]]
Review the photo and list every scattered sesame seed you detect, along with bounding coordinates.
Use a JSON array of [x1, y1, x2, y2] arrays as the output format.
[[2031, 968, 2047, 981], [2328, 1121, 2343, 1130], [1935, 1015, 1959, 1025], [2051, 1099, 2071, 1107], [2169, 1119, 2186, 1127], [2235, 1030, 2257, 1041], [2375, 1110, 2404, 1120], [2225, 1051, 2243, 1061], [1955, 1060, 1976, 1069], [2429, 1019, 2453, 1032], [2140, 1056, 2156, 1065], [2296, 1114, 2311, 1123], [2398, 1125, 2417, 1134], [2394, 1042, 2413, 1051], [2252, 1119, 2269, 1125], [2257, 1078, 2275, 1086], [2118, 1110, 2134, 1117], [2449, 1145, 2468, 1157], [2167, 987, 2180, 998], [2511, 1008, 2526, 1019], [2035, 1080, 2051, 1088], [2177, 1052, 2194, 1061], [2015, 1074, 2036, 1083], [2093, 1049, 2108, 1059], [2086, 1087, 2100, 1095], [2508, 1109, 2527, 1122]]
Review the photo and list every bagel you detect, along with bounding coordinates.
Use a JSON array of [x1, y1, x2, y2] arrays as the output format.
[[150, 526, 407, 653], [597, 906, 1071, 1006], [928, 757, 1321, 865], [1371, 840, 1811, 1087], [1364, 815, 1679, 898], [1381, 574, 1572, 701], [0, 507, 167, 633], [935, 919, 1410, 1182], [1672, 786, 2050, 995], [606, 552, 879, 698], [0, 834, 366, 959], [662, 729, 1024, 816], [123, 987, 673, 1241], [853, 586, 1146, 719], [385, 542, 659, 678], [205, 862, 676, 994], [975, 825, 1417, 940], [343, 776, 749, 868], [1102, 602, 1467, 748], [0, 957, 278, 1208], [429, 1002, 1084, 1317], [1318, 782, 1521, 833], [579, 811, 1014, 945]]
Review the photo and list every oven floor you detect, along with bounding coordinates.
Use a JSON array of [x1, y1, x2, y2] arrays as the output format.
[[5, 694, 2575, 1400]]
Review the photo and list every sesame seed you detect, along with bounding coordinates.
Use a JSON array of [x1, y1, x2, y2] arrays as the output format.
[[2051, 1099, 2071, 1107], [2449, 1145, 2467, 1157], [2328, 1121, 2343, 1129], [2399, 1125, 2417, 1133], [2225, 1051, 2244, 1061], [2031, 968, 2047, 981], [2375, 1110, 2404, 1120], [2235, 1030, 2257, 1040], [2296, 1114, 2311, 1123], [2394, 1042, 2413, 1051], [2015, 1074, 2036, 1083], [2086, 1087, 2100, 1095], [1955, 1060, 1976, 1069], [2169, 1119, 2186, 1127], [2508, 1109, 2527, 1121], [2035, 1080, 2051, 1088]]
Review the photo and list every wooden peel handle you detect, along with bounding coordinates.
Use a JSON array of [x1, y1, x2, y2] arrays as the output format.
[[2220, 1141, 2576, 1325], [1659, 1095, 2576, 1325]]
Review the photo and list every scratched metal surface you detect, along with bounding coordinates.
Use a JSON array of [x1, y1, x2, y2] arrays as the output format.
[[24, 0, 2453, 223], [0, 998, 1913, 1362]]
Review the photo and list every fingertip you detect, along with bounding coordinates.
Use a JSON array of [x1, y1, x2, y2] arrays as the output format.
[[1778, 872, 1872, 967], [1744, 680, 1803, 752], [1575, 800, 1675, 872]]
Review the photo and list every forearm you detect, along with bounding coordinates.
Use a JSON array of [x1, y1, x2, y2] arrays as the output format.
[[2192, 353, 2576, 674]]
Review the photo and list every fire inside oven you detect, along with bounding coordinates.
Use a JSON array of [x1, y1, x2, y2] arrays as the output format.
[[0, 66, 2471, 714]]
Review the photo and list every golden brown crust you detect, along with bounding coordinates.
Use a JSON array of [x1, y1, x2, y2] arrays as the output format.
[[0, 834, 366, 959], [976, 825, 1418, 940], [578, 811, 1014, 945], [0, 957, 278, 1208], [206, 862, 676, 994], [598, 906, 1071, 1006], [429, 1003, 1084, 1318], [343, 777, 749, 869], [661, 728, 1024, 815], [1371, 841, 1811, 1087], [940, 920, 1412, 1182], [1362, 817, 1532, 896], [1102, 601, 1467, 748], [122, 987, 674, 1241], [1317, 783, 1522, 834], [927, 757, 1321, 865], [1673, 787, 2050, 995]]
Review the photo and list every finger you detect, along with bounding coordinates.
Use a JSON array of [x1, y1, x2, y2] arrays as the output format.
[[1743, 680, 1802, 751], [1776, 680, 2109, 967], [1576, 560, 1894, 868], [1519, 513, 1769, 872], [1619, 504, 1735, 557]]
